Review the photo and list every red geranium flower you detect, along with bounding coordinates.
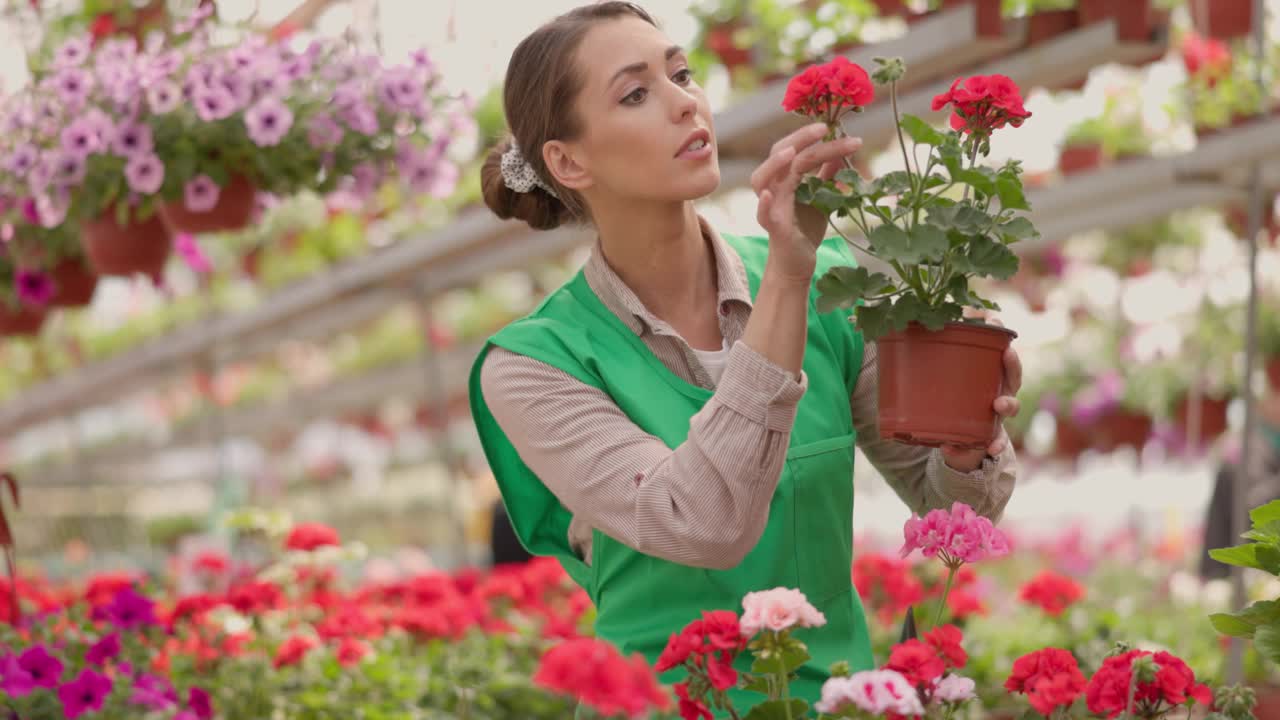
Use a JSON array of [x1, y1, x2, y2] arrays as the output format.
[[1181, 31, 1231, 85], [191, 551, 229, 575], [675, 682, 713, 720], [284, 522, 341, 552], [924, 624, 968, 670], [884, 638, 947, 689], [782, 56, 875, 122], [533, 638, 671, 718], [273, 635, 318, 669], [853, 553, 924, 624], [932, 74, 1031, 137], [1085, 650, 1213, 718], [947, 588, 988, 620], [336, 637, 370, 667], [1019, 571, 1085, 617], [1006, 648, 1086, 716]]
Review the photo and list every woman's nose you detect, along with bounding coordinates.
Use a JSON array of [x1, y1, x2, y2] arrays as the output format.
[[670, 85, 697, 123]]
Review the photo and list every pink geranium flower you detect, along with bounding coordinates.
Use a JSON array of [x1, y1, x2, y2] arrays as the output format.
[[815, 670, 924, 716], [739, 587, 826, 637], [901, 502, 1009, 568]]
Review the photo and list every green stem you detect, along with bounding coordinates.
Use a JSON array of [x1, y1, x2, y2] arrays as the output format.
[[782, 674, 795, 720], [1119, 665, 1139, 720], [827, 218, 871, 255], [933, 564, 958, 628], [961, 141, 980, 203], [890, 81, 916, 220]]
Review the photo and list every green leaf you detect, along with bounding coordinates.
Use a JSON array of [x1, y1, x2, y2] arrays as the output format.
[[1252, 500, 1280, 530], [952, 168, 996, 197], [1210, 544, 1266, 571], [870, 171, 912, 197], [955, 235, 1020, 280], [998, 216, 1040, 244], [909, 225, 950, 263], [796, 178, 852, 217], [867, 224, 947, 265], [899, 114, 945, 146], [996, 175, 1030, 210], [1210, 613, 1259, 638], [744, 699, 811, 720], [939, 139, 964, 176], [1243, 519, 1280, 544], [947, 276, 989, 309], [1258, 545, 1280, 574], [926, 204, 988, 234], [892, 295, 963, 332], [816, 266, 892, 314], [1255, 625, 1280, 665], [854, 302, 894, 342], [833, 168, 865, 192], [741, 674, 772, 696], [1240, 600, 1280, 627]]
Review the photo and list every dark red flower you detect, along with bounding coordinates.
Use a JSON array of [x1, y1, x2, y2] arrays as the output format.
[[227, 581, 284, 615], [884, 639, 946, 689], [1006, 648, 1086, 716], [272, 635, 318, 669], [656, 630, 701, 673], [1019, 571, 1085, 617], [336, 637, 369, 667], [284, 522, 341, 552], [705, 651, 738, 692], [924, 624, 967, 670], [853, 553, 924, 625]]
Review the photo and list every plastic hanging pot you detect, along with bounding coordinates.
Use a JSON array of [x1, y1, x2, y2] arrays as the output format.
[[1025, 9, 1079, 47], [1077, 0, 1152, 42], [1091, 408, 1153, 453], [1053, 413, 1092, 461], [1174, 393, 1231, 444], [0, 303, 46, 337], [49, 257, 99, 308], [1058, 143, 1104, 175], [876, 321, 1015, 449], [1190, 0, 1254, 41], [159, 174, 257, 235], [81, 206, 173, 280], [1267, 356, 1280, 392]]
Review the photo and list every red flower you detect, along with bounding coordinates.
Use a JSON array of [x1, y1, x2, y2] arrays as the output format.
[[284, 522, 341, 551], [853, 554, 924, 624], [782, 57, 875, 121], [656, 610, 747, 674], [227, 581, 284, 615], [317, 603, 383, 641], [1084, 650, 1213, 718], [675, 682, 713, 720], [705, 651, 738, 692], [932, 74, 1031, 137], [924, 624, 967, 670], [192, 551, 228, 575], [273, 635, 318, 669], [1181, 31, 1231, 85], [884, 639, 946, 689], [336, 637, 369, 667], [946, 588, 987, 620], [700, 610, 747, 653], [1006, 648, 1086, 716], [1019, 571, 1085, 617], [533, 638, 672, 718], [656, 629, 702, 672], [83, 572, 138, 607], [88, 13, 116, 42]]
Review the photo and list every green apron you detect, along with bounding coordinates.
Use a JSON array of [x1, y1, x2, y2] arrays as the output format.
[[469, 234, 874, 713]]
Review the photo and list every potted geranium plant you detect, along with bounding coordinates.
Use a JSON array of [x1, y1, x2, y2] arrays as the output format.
[[1058, 116, 1107, 175], [788, 57, 1035, 448]]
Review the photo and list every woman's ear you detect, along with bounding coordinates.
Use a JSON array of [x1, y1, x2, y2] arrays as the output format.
[[543, 140, 592, 192]]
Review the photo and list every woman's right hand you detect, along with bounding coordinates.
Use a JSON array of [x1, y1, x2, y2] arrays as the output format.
[[751, 122, 862, 285]]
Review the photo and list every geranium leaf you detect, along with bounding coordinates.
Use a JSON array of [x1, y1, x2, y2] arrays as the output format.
[[816, 266, 892, 314], [1210, 544, 1265, 571], [1240, 600, 1280, 627], [927, 205, 988, 234], [834, 168, 865, 193], [952, 167, 996, 197], [871, 171, 912, 197], [909, 225, 950, 264], [900, 114, 945, 146], [1252, 500, 1280, 529], [745, 699, 811, 720], [1255, 625, 1280, 665], [996, 175, 1030, 210], [1210, 612, 1257, 638], [999, 217, 1040, 244], [957, 235, 1020, 280], [868, 224, 947, 265], [854, 302, 894, 342], [796, 178, 851, 217]]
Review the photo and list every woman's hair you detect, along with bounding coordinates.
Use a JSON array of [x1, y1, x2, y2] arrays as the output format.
[[480, 2, 657, 230]]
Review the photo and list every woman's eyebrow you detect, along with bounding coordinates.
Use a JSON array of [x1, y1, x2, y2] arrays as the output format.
[[607, 45, 685, 88]]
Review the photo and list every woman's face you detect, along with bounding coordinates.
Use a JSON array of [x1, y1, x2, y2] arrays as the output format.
[[551, 17, 720, 206]]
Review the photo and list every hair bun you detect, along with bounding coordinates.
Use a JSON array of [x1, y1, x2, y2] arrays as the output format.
[[480, 138, 568, 231]]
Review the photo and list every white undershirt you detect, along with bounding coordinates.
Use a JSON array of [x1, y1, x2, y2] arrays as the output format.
[[691, 338, 732, 385]]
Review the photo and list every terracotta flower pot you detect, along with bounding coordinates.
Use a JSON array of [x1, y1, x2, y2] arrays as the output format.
[[0, 304, 46, 337], [1077, 0, 1152, 42], [871, 0, 907, 16], [1091, 409, 1153, 452], [1058, 143, 1103, 175], [877, 321, 1016, 449], [1025, 10, 1079, 47], [1252, 685, 1280, 720], [939, 0, 1004, 38], [1053, 414, 1091, 460], [1267, 356, 1280, 391], [159, 175, 257, 235], [1175, 394, 1231, 443], [1190, 0, 1254, 41], [49, 258, 99, 308], [81, 208, 173, 279]]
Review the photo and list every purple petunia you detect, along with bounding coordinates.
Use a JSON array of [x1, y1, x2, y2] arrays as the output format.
[[332, 81, 364, 110], [54, 35, 92, 68], [85, 633, 121, 666], [341, 102, 379, 136], [1070, 370, 1125, 426], [97, 37, 138, 67], [35, 192, 69, 229], [6, 144, 38, 176], [57, 669, 112, 720], [193, 86, 236, 122], [188, 686, 214, 720], [15, 270, 54, 307], [54, 68, 93, 107], [402, 144, 459, 199], [130, 672, 178, 711], [50, 152, 87, 187], [17, 645, 64, 688], [281, 54, 312, 82], [60, 119, 103, 158], [174, 3, 214, 34], [183, 176, 220, 213], [217, 72, 254, 111], [103, 587, 158, 629], [147, 81, 182, 114], [0, 654, 35, 697], [112, 123, 154, 158], [377, 67, 424, 112], [410, 49, 434, 73], [245, 97, 294, 146], [307, 115, 343, 149]]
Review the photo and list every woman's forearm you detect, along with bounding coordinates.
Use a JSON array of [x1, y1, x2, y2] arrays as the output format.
[[741, 261, 816, 377]]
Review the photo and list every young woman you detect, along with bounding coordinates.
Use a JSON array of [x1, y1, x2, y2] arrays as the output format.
[[469, 2, 1022, 709]]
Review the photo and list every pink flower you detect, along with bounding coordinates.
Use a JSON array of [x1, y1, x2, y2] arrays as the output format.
[[16, 270, 54, 307], [308, 115, 344, 149], [147, 81, 182, 114], [124, 154, 165, 195], [175, 233, 213, 275], [54, 35, 92, 68], [245, 97, 294, 147], [57, 669, 112, 719], [933, 674, 977, 703], [901, 502, 1009, 567], [815, 670, 924, 716], [740, 587, 826, 636], [193, 87, 236, 122], [112, 123, 154, 158], [184, 176, 220, 213]]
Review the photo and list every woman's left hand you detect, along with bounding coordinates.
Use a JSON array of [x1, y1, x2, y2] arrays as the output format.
[[940, 324, 1022, 472]]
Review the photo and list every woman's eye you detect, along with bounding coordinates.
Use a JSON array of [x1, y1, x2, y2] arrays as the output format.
[[673, 68, 693, 84], [623, 87, 647, 105]]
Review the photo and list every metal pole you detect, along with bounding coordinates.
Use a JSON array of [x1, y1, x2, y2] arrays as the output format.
[[1226, 0, 1269, 684]]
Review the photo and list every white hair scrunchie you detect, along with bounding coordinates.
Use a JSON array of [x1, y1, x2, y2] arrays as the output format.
[[500, 141, 560, 200]]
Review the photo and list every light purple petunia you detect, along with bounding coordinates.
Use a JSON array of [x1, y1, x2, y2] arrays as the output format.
[[377, 66, 424, 112], [174, 3, 214, 34], [217, 72, 253, 111], [6, 144, 38, 176], [193, 86, 236, 122], [54, 35, 92, 68], [244, 97, 294, 146], [307, 115, 343, 149], [281, 54, 312, 82], [15, 270, 53, 307], [332, 81, 364, 110], [147, 80, 182, 114], [57, 669, 112, 720], [97, 37, 138, 67], [54, 68, 93, 107], [254, 73, 290, 99], [341, 102, 379, 136], [50, 152, 87, 186], [183, 175, 220, 213], [410, 49, 434, 72], [112, 123, 154, 158], [35, 192, 69, 229], [124, 155, 165, 196], [60, 118, 103, 158]]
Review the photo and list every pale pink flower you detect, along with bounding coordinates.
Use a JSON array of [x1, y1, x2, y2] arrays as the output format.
[[174, 233, 213, 275], [932, 674, 976, 703], [740, 587, 826, 637], [901, 502, 1010, 567], [183, 176, 220, 213], [815, 670, 924, 716]]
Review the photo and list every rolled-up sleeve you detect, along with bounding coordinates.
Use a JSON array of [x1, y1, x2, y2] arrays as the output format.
[[480, 340, 806, 570], [850, 343, 1018, 521]]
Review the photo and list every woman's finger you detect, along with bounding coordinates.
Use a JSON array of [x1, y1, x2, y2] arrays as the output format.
[[750, 146, 797, 195], [994, 396, 1020, 418], [1003, 346, 1023, 394], [756, 188, 775, 229], [789, 136, 862, 184], [768, 122, 829, 158]]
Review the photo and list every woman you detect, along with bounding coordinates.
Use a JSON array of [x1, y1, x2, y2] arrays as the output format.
[[468, 2, 1022, 708]]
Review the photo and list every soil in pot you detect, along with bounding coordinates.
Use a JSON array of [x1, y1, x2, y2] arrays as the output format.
[[1091, 409, 1153, 452], [159, 175, 257, 235], [1175, 394, 1231, 443], [50, 258, 99, 308], [1190, 0, 1254, 41], [1025, 9, 1079, 47], [0, 304, 47, 337], [877, 321, 1016, 449], [1077, 0, 1152, 42], [81, 209, 173, 280], [1058, 143, 1103, 175]]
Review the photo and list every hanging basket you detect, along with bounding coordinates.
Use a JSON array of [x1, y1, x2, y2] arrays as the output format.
[[877, 321, 1016, 449], [1077, 0, 1152, 42], [158, 175, 258, 235], [0, 304, 47, 337], [49, 258, 99, 308], [1025, 9, 1079, 47], [1174, 393, 1231, 443], [1091, 408, 1153, 452], [1267, 356, 1280, 392], [81, 208, 173, 280], [703, 20, 751, 71], [1053, 413, 1092, 461], [1189, 0, 1254, 41], [1058, 143, 1104, 175], [940, 0, 1004, 38]]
